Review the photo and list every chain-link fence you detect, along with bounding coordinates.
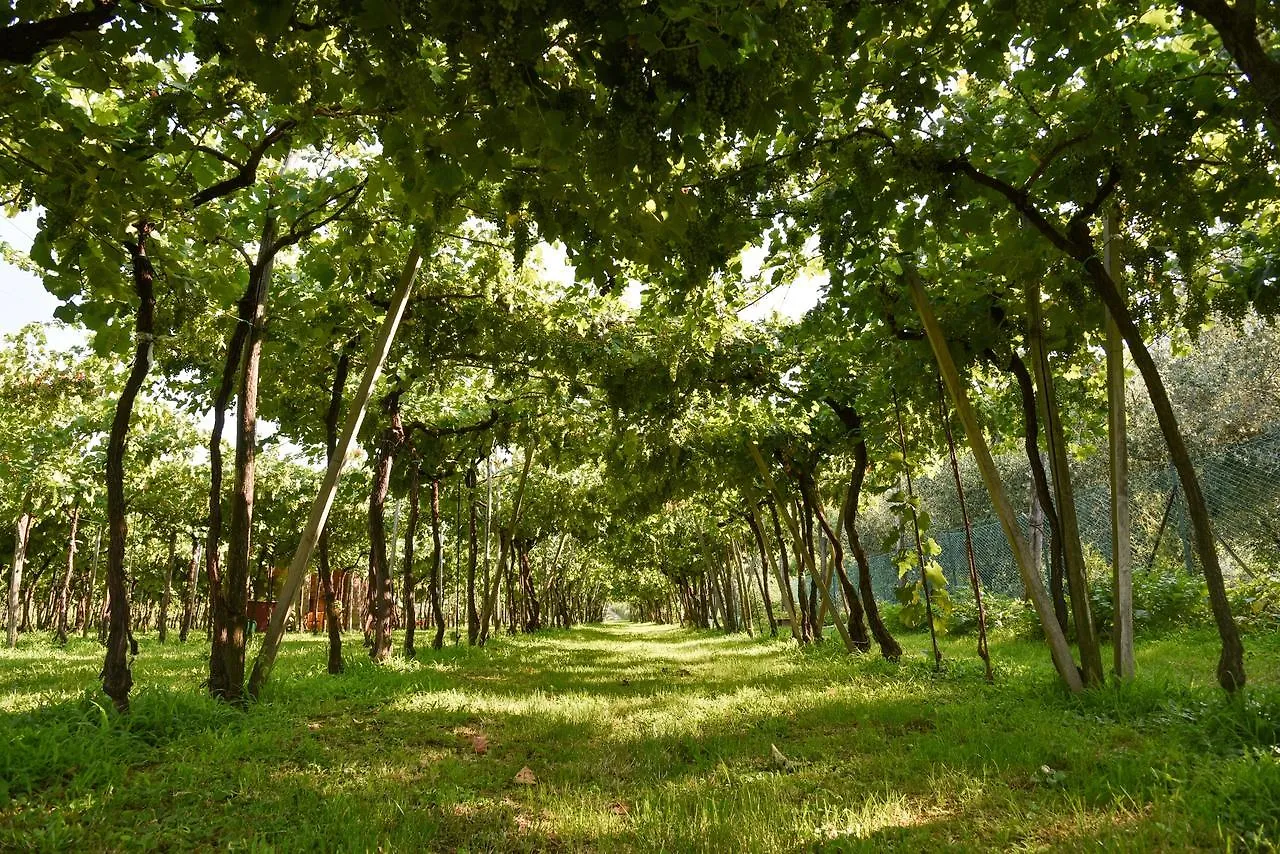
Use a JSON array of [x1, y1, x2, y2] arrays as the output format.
[[860, 430, 1280, 602]]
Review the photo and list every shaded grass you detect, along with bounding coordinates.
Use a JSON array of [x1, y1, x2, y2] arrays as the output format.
[[2, 623, 1280, 851]]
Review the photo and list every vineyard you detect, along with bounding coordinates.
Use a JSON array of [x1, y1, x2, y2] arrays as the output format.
[[3, 1, 1280, 850]]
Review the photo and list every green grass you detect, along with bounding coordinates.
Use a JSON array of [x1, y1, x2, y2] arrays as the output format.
[[3, 623, 1280, 852]]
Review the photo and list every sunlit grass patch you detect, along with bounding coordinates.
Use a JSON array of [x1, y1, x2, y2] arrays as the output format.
[[2, 623, 1279, 850]]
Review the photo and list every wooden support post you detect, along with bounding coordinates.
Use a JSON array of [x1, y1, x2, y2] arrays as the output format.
[[1105, 207, 1135, 681]]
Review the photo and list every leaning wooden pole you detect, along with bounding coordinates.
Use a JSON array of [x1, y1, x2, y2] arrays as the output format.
[[247, 240, 424, 699], [1104, 207, 1135, 681], [905, 266, 1083, 693]]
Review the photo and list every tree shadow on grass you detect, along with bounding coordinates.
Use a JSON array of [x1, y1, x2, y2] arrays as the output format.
[[3, 624, 1279, 851]]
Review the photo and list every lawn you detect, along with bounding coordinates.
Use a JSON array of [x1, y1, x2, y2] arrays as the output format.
[[3, 623, 1279, 851]]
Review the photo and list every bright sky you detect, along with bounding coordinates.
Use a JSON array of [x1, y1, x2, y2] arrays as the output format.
[[0, 211, 74, 341]]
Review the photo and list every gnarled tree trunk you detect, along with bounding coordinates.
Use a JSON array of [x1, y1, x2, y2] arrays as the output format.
[[1004, 351, 1070, 635], [840, 417, 902, 661], [216, 214, 279, 704], [429, 478, 446, 650], [368, 391, 404, 663], [179, 534, 201, 642], [1027, 279, 1104, 687], [317, 346, 351, 673], [80, 528, 101, 638], [205, 285, 252, 696], [402, 466, 421, 658], [157, 530, 176, 643], [102, 223, 156, 712], [743, 508, 778, 637], [7, 505, 33, 648], [52, 503, 79, 645], [796, 470, 869, 652], [466, 467, 480, 645]]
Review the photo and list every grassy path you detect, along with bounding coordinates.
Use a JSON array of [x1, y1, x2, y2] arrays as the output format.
[[3, 623, 1280, 851]]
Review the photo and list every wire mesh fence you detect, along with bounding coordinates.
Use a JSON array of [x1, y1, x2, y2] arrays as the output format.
[[860, 430, 1280, 603]]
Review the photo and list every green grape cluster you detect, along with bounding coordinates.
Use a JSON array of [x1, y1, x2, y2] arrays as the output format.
[[486, 50, 525, 105]]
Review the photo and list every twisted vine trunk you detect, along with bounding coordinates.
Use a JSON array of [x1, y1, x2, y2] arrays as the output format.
[[797, 471, 869, 652], [102, 223, 156, 713], [80, 529, 101, 638], [7, 505, 32, 648], [1004, 352, 1070, 636], [766, 498, 799, 642], [216, 214, 279, 704], [368, 391, 403, 663], [402, 467, 420, 658], [504, 529, 520, 635], [53, 503, 79, 645], [317, 347, 351, 673], [157, 530, 176, 643], [802, 501, 821, 642], [205, 286, 252, 697], [467, 468, 480, 645], [743, 508, 778, 637], [827, 403, 902, 661], [179, 534, 200, 643], [478, 459, 500, 644], [748, 443, 858, 653], [1027, 280, 1104, 686], [519, 538, 541, 632], [429, 478, 445, 650]]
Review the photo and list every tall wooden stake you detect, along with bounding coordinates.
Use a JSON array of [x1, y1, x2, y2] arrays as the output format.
[[1105, 207, 1135, 681]]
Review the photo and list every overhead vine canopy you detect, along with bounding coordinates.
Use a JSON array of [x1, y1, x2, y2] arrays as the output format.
[[2, 0, 1279, 713]]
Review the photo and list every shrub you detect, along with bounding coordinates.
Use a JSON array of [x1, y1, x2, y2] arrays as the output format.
[[1229, 573, 1280, 632], [939, 594, 1042, 639], [1085, 546, 1209, 637]]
